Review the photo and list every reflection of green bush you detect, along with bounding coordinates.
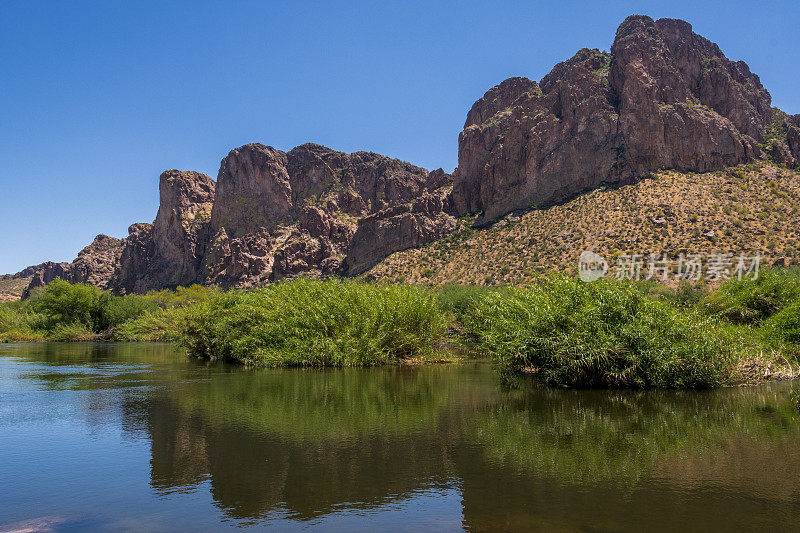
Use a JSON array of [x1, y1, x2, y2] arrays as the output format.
[[468, 276, 733, 388], [171, 365, 481, 441], [464, 384, 800, 484]]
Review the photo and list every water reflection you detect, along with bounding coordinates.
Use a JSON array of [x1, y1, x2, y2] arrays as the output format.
[[1, 343, 799, 531]]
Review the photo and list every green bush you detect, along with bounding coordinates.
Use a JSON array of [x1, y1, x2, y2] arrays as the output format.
[[47, 321, 96, 342], [179, 278, 448, 366], [763, 300, 800, 346], [114, 307, 189, 342], [141, 284, 219, 309], [27, 279, 102, 330], [637, 280, 708, 309], [701, 268, 800, 324], [468, 276, 733, 389], [435, 283, 495, 320], [97, 293, 158, 331], [0, 302, 45, 342]]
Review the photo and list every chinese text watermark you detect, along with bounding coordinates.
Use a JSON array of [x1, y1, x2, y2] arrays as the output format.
[[578, 252, 761, 282]]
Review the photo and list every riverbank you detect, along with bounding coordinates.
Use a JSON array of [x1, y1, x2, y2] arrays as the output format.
[[2, 272, 799, 388]]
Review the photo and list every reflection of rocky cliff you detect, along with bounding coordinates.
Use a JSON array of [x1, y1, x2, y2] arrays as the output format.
[[130, 363, 800, 529], [13, 15, 800, 295], [146, 396, 454, 520]]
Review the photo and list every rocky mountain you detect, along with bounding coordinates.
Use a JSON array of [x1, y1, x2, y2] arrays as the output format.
[[7, 15, 799, 297], [370, 163, 800, 285], [452, 15, 792, 223]]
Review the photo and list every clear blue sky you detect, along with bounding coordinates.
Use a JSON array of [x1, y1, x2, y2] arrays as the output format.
[[1, 0, 798, 274]]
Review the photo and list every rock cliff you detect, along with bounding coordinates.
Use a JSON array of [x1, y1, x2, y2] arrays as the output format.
[[12, 15, 799, 296], [452, 15, 778, 223]]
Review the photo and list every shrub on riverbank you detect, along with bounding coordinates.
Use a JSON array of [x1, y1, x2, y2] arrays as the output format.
[[2, 274, 798, 387], [467, 276, 734, 388], [763, 301, 800, 348], [435, 283, 496, 320], [700, 268, 800, 324], [0, 302, 45, 342], [179, 278, 449, 366]]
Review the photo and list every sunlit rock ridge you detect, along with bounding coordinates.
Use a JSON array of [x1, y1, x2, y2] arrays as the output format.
[[12, 15, 800, 295]]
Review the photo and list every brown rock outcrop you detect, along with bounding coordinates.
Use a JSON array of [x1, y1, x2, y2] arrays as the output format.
[[1, 264, 45, 280], [146, 170, 215, 289], [204, 228, 273, 288], [610, 16, 765, 173], [286, 143, 432, 215], [21, 262, 70, 298], [22, 235, 124, 298], [112, 223, 155, 294], [202, 141, 449, 287], [453, 49, 623, 221], [67, 234, 125, 288], [211, 144, 292, 237], [453, 15, 773, 223], [787, 115, 800, 162], [344, 188, 456, 275]]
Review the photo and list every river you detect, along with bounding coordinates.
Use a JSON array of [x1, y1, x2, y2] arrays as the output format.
[[1, 343, 798, 531]]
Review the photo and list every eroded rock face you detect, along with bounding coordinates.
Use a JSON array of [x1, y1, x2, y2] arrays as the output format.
[[204, 228, 274, 288], [766, 140, 797, 168], [610, 16, 765, 173], [148, 170, 215, 289], [202, 142, 449, 287], [453, 15, 773, 222], [112, 223, 155, 294], [286, 143, 432, 216], [787, 115, 800, 162], [67, 234, 125, 288], [211, 143, 292, 237], [453, 49, 624, 221], [344, 188, 456, 275], [21, 262, 70, 298], [23, 235, 125, 298]]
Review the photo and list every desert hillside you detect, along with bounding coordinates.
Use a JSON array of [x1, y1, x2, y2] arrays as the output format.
[[366, 164, 800, 285]]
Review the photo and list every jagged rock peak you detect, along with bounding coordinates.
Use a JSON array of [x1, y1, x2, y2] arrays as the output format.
[[612, 15, 772, 140], [210, 143, 293, 238], [452, 14, 776, 223], [158, 170, 215, 210]]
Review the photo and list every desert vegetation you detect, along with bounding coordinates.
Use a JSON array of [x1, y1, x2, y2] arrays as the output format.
[[2, 271, 800, 388], [368, 164, 800, 286]]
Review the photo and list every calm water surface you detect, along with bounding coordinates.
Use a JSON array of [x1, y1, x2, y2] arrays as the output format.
[[1, 343, 799, 532]]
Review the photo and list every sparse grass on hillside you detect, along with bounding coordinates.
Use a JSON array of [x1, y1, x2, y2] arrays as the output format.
[[367, 164, 800, 286], [0, 276, 32, 302]]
